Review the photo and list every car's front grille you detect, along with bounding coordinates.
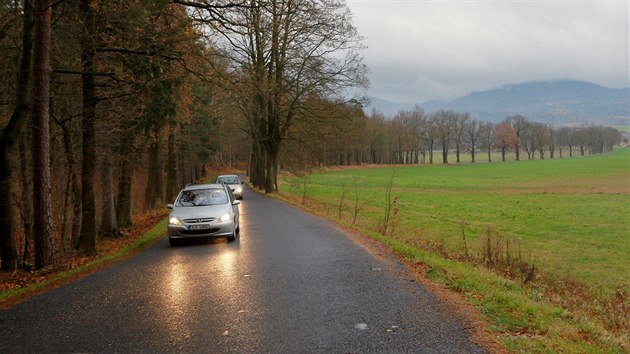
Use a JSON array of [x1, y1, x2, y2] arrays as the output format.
[[183, 218, 215, 224]]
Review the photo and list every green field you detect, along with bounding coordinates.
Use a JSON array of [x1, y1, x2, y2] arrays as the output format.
[[279, 147, 630, 352], [614, 125, 630, 133]]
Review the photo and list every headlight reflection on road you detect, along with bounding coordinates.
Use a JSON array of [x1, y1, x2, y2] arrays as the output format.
[[160, 258, 193, 342], [217, 250, 236, 277]]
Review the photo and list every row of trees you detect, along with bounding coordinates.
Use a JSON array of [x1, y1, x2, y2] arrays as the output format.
[[278, 106, 622, 168]]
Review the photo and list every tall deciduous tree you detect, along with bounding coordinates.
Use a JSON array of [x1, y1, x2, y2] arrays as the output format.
[[0, 0, 33, 270], [432, 110, 455, 164], [31, 0, 55, 268], [186, 0, 367, 192], [505, 114, 527, 161], [452, 112, 470, 163], [76, 0, 97, 256], [466, 119, 483, 163], [494, 123, 519, 162]]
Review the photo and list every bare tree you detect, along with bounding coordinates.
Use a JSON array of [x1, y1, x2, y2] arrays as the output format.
[[532, 122, 549, 160], [432, 110, 455, 164], [494, 123, 519, 162], [480, 121, 494, 162], [423, 116, 438, 164], [187, 0, 368, 192], [452, 112, 470, 163], [505, 115, 528, 160], [76, 0, 97, 256], [465, 119, 483, 163]]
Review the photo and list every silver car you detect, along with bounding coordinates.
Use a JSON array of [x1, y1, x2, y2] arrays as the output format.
[[215, 174, 244, 199], [167, 183, 240, 246]]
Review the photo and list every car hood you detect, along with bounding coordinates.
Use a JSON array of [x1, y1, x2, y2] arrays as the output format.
[[170, 204, 231, 220]]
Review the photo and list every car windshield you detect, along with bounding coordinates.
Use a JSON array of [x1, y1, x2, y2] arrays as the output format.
[[175, 188, 228, 207], [217, 176, 240, 184]]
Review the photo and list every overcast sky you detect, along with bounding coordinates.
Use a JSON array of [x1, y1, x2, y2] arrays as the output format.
[[345, 0, 629, 104]]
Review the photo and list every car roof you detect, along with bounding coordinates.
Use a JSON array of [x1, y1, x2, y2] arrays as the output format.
[[182, 183, 225, 191], [217, 174, 239, 178]]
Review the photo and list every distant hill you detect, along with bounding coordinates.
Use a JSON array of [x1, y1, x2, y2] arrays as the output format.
[[366, 80, 630, 126], [363, 96, 414, 117]]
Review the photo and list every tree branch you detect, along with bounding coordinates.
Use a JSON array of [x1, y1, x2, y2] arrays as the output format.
[[95, 47, 182, 60]]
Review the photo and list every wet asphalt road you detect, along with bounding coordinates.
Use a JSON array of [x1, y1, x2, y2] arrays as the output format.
[[0, 185, 484, 353]]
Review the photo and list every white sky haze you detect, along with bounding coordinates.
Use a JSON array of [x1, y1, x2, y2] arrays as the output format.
[[346, 0, 630, 103]]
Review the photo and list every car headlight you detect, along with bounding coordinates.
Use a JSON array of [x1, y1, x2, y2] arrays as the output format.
[[169, 216, 182, 225], [219, 213, 232, 223], [235, 187, 242, 193]]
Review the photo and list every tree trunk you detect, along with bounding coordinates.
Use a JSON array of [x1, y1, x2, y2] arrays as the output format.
[[18, 137, 32, 265], [0, 149, 19, 271], [31, 0, 55, 268], [441, 137, 448, 164], [145, 134, 163, 210], [77, 0, 97, 256], [250, 141, 265, 189], [99, 150, 121, 238], [0, 0, 34, 271], [265, 142, 279, 193], [116, 139, 133, 228], [57, 118, 82, 250], [166, 129, 177, 202]]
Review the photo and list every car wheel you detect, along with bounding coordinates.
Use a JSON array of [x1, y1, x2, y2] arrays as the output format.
[[227, 230, 236, 242], [169, 238, 180, 247]]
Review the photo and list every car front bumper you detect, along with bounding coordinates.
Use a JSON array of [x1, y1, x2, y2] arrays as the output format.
[[168, 221, 236, 239]]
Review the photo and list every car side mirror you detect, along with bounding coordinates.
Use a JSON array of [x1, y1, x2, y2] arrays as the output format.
[[166, 204, 174, 209], [232, 200, 241, 206], [241, 181, 245, 184]]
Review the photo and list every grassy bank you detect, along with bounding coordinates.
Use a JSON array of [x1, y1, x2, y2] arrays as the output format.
[[279, 148, 630, 352]]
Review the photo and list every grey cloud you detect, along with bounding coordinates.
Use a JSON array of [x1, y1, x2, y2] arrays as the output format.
[[347, 0, 629, 104]]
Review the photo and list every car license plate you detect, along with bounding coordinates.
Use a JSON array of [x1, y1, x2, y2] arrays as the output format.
[[189, 224, 210, 231]]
